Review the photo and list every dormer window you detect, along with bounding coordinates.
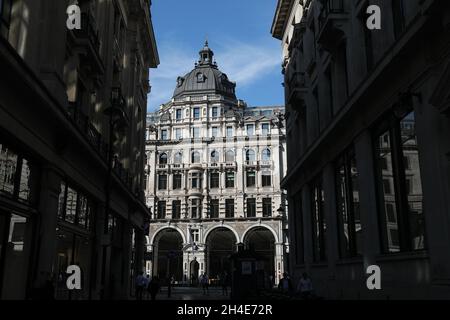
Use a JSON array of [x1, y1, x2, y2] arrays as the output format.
[[197, 72, 205, 83], [177, 77, 184, 87]]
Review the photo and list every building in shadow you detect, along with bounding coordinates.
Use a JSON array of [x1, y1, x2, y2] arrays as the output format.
[[271, 0, 450, 299], [0, 0, 159, 299]]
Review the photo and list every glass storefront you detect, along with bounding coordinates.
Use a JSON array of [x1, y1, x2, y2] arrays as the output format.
[[55, 181, 95, 300], [0, 213, 33, 299], [0, 142, 37, 299]]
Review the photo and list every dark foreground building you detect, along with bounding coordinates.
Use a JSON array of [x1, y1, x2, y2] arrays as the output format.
[[0, 0, 158, 299], [272, 0, 450, 298]]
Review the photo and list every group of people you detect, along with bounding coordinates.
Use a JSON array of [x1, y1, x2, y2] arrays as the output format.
[[135, 272, 162, 301], [198, 271, 230, 296], [278, 272, 315, 300]]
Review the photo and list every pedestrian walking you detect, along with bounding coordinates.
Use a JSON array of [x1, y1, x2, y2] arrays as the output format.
[[220, 271, 229, 296], [278, 272, 293, 296], [135, 272, 146, 300], [200, 273, 209, 295], [296, 272, 313, 300], [149, 276, 161, 301], [167, 276, 172, 298]]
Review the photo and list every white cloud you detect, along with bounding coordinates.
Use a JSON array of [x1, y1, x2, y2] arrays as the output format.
[[147, 39, 281, 112]]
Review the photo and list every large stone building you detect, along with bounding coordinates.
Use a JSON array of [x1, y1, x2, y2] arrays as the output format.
[[0, 0, 158, 299], [272, 0, 450, 299], [145, 42, 288, 285]]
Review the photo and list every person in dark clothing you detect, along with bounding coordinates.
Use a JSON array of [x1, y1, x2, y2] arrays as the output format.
[[167, 276, 172, 298], [278, 273, 293, 296], [220, 272, 229, 296], [149, 276, 160, 301]]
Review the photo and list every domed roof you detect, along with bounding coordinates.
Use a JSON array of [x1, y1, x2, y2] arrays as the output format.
[[173, 42, 237, 99]]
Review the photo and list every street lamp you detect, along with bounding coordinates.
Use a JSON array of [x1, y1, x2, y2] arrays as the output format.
[[277, 206, 285, 217]]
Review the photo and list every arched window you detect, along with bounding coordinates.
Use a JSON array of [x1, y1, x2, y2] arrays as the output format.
[[159, 153, 168, 164], [225, 150, 235, 162], [262, 149, 271, 161], [174, 152, 183, 164], [211, 150, 219, 162], [191, 151, 201, 163], [246, 149, 256, 162]]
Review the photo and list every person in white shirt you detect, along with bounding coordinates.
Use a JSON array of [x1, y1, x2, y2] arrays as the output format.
[[297, 272, 313, 300]]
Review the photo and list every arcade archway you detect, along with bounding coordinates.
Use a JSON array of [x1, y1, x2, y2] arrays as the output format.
[[243, 227, 276, 281], [153, 228, 183, 281], [206, 227, 237, 282]]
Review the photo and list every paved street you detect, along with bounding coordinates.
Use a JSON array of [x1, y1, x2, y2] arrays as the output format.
[[149, 286, 230, 301]]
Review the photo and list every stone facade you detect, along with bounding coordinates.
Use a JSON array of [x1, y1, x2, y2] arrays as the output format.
[[144, 43, 288, 285], [0, 0, 158, 299], [272, 0, 450, 298]]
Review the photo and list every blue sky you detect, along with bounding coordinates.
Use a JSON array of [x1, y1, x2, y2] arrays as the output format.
[[147, 0, 284, 112]]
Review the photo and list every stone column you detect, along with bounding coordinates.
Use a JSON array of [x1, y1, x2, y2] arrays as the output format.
[[275, 242, 285, 284], [34, 166, 62, 289], [322, 164, 339, 296], [355, 130, 381, 268]]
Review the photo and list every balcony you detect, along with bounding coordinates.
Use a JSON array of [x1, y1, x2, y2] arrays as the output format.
[[224, 162, 237, 169], [69, 11, 105, 75], [112, 158, 133, 190], [157, 164, 168, 170], [171, 164, 185, 170], [287, 72, 308, 105], [244, 161, 258, 168], [317, 0, 348, 50], [260, 160, 273, 168], [68, 103, 108, 160], [208, 162, 220, 169]]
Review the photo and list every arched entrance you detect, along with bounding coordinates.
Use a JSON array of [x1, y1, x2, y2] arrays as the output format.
[[153, 229, 183, 281], [206, 227, 237, 282], [243, 227, 276, 283], [189, 259, 200, 286]]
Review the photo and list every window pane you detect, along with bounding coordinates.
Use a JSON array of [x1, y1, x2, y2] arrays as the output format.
[[65, 187, 78, 224], [263, 198, 272, 217], [246, 198, 256, 217], [375, 130, 400, 253], [400, 112, 425, 250], [172, 200, 181, 219], [311, 181, 326, 261], [336, 163, 350, 257], [18, 159, 31, 201], [157, 201, 166, 219], [0, 144, 17, 195], [225, 199, 234, 218], [1, 214, 32, 299], [226, 172, 234, 188], [210, 200, 219, 218]]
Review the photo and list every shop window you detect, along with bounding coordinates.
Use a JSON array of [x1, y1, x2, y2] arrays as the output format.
[[335, 147, 362, 259], [0, 143, 36, 204], [374, 111, 425, 253], [311, 176, 326, 262], [57, 182, 94, 230], [0, 214, 33, 299]]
